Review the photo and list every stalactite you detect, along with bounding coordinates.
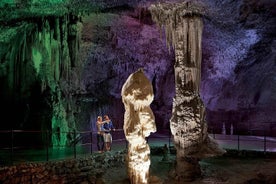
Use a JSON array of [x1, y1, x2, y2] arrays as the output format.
[[150, 0, 222, 155], [54, 19, 61, 82], [0, 13, 82, 146], [150, 1, 224, 181]]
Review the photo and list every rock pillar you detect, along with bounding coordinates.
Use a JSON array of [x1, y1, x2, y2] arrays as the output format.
[[121, 68, 156, 184], [150, 1, 224, 182]]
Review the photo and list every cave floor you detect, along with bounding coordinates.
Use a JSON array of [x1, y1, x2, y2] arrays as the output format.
[[1, 136, 276, 183], [102, 152, 276, 184]]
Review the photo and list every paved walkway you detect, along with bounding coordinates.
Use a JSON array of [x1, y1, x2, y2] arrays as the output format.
[[210, 134, 276, 152], [147, 133, 276, 152]]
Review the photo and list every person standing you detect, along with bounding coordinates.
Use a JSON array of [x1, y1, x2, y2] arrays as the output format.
[[103, 115, 115, 151], [96, 116, 105, 153]]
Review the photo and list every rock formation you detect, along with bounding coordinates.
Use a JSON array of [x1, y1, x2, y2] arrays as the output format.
[[121, 68, 156, 184], [0, 11, 83, 147], [1, 0, 275, 150], [150, 1, 224, 181]]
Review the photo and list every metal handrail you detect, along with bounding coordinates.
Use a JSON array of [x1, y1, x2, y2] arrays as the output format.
[[0, 128, 275, 165]]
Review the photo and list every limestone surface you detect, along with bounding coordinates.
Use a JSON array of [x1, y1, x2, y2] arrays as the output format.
[[150, 1, 225, 181], [121, 68, 156, 184]]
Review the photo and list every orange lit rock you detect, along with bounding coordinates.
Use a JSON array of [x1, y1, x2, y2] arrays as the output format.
[[121, 68, 156, 184]]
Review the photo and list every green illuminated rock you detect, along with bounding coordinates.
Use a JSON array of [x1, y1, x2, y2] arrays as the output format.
[[0, 9, 82, 147]]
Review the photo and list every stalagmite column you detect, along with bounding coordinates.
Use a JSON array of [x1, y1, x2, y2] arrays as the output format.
[[150, 1, 224, 181], [121, 68, 156, 184]]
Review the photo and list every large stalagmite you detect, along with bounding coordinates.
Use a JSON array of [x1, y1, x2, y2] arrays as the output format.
[[121, 68, 156, 184], [150, 1, 224, 181]]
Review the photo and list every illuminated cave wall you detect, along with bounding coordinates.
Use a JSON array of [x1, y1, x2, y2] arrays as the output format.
[[79, 11, 175, 132], [78, 0, 276, 136], [0, 0, 66, 6], [0, 0, 275, 148], [0, 14, 82, 146], [200, 0, 276, 135]]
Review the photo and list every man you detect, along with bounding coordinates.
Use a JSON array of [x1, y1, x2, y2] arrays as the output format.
[[103, 115, 115, 151]]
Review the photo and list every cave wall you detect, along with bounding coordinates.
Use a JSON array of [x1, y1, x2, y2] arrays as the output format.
[[201, 0, 276, 135], [0, 0, 275, 147], [79, 12, 175, 132], [79, 0, 276, 135], [0, 13, 82, 146]]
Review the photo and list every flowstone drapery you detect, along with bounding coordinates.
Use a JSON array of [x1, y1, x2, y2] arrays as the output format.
[[121, 69, 156, 184], [150, 1, 224, 181]]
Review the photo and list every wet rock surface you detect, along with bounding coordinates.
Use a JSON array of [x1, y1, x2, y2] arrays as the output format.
[[1, 148, 276, 184]]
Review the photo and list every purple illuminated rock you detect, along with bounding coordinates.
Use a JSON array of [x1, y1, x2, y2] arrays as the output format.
[[150, 1, 225, 181]]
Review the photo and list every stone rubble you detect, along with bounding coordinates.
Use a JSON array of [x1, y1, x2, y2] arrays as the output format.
[[0, 150, 126, 184]]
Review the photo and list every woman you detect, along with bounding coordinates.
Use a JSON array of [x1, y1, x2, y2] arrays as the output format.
[[96, 116, 105, 153]]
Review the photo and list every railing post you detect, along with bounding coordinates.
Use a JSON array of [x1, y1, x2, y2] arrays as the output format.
[[46, 130, 49, 161], [168, 133, 171, 149], [90, 131, 93, 154], [264, 133, 266, 155], [237, 134, 240, 151], [11, 129, 14, 164], [74, 130, 77, 159], [213, 128, 215, 139]]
